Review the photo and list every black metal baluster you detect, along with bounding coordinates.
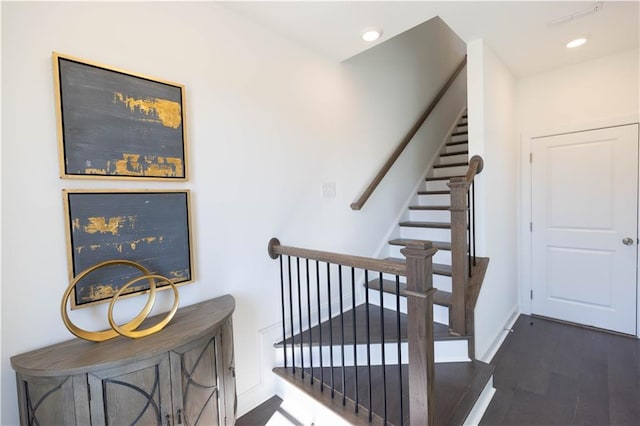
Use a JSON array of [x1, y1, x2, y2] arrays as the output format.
[[287, 256, 295, 374], [351, 267, 358, 413], [339, 265, 346, 405], [316, 260, 324, 390], [306, 259, 313, 384], [365, 270, 373, 422], [379, 272, 387, 424], [396, 275, 404, 426], [279, 256, 287, 369], [327, 263, 335, 398], [297, 257, 304, 379]]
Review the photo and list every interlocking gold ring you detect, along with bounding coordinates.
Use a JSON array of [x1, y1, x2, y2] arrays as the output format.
[[60, 260, 156, 342], [108, 274, 179, 339]]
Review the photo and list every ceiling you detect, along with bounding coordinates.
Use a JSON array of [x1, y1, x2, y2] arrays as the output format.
[[225, 1, 639, 78]]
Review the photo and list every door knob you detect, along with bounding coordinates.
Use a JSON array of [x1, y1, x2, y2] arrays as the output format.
[[622, 237, 635, 246]]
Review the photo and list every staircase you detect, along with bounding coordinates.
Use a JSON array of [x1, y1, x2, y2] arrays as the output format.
[[268, 111, 494, 425]]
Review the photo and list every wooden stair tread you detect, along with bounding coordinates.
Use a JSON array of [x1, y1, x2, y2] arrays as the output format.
[[446, 140, 468, 147], [273, 360, 494, 426], [417, 190, 450, 195], [384, 257, 452, 276], [408, 205, 450, 210], [399, 221, 451, 229], [440, 150, 468, 157], [434, 161, 468, 168], [425, 175, 464, 181], [388, 238, 451, 251], [365, 278, 452, 307], [274, 304, 454, 348]]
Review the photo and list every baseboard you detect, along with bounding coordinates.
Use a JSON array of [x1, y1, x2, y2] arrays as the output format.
[[477, 306, 520, 363]]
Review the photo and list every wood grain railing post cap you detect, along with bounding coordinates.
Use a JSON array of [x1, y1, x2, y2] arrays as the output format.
[[401, 240, 438, 258], [447, 177, 469, 189], [405, 240, 432, 250], [268, 238, 281, 259]]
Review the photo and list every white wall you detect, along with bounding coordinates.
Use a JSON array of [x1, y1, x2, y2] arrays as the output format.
[[516, 48, 640, 317], [0, 3, 465, 424], [467, 39, 519, 361]]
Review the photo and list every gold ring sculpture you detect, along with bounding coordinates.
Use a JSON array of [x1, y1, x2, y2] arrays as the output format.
[[61, 260, 179, 342], [108, 274, 179, 339]]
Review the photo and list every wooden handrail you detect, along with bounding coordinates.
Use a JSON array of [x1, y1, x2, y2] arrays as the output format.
[[350, 55, 468, 211], [464, 155, 484, 183], [268, 238, 407, 276]]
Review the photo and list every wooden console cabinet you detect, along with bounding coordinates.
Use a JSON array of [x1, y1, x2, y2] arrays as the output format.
[[11, 295, 236, 426]]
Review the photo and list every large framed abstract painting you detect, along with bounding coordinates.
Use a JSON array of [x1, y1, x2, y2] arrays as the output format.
[[53, 52, 188, 180], [63, 190, 193, 309]]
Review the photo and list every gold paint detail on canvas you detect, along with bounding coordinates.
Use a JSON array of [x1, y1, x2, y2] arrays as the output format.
[[93, 153, 183, 177], [85, 282, 146, 303], [83, 216, 125, 235], [75, 236, 161, 255], [113, 92, 181, 129]]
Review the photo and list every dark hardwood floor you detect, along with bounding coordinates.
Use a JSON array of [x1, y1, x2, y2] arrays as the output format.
[[238, 314, 640, 425], [480, 314, 640, 426], [236, 395, 301, 426]]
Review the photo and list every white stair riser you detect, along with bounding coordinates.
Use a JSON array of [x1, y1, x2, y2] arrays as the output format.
[[451, 134, 468, 143], [388, 244, 452, 264], [432, 165, 469, 177], [433, 274, 452, 293], [409, 209, 450, 222], [377, 272, 452, 293], [418, 194, 450, 205], [455, 124, 468, 133], [400, 226, 451, 242], [275, 378, 353, 426], [438, 153, 469, 165], [275, 339, 469, 368], [425, 179, 452, 192], [367, 288, 449, 325], [444, 144, 468, 155]]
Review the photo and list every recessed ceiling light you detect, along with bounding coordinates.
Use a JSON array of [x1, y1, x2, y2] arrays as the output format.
[[566, 37, 588, 48], [361, 28, 383, 42]]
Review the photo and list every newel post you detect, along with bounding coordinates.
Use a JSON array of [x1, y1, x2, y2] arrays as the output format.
[[402, 240, 437, 426], [447, 177, 470, 336]]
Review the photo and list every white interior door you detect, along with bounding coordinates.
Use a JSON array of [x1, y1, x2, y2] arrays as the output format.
[[531, 124, 638, 335]]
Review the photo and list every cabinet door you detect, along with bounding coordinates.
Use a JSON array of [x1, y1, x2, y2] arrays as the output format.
[[88, 354, 173, 426], [15, 374, 89, 425], [170, 335, 219, 425]]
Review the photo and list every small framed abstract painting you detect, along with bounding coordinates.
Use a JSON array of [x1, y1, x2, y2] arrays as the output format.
[[63, 190, 193, 309], [53, 52, 188, 180]]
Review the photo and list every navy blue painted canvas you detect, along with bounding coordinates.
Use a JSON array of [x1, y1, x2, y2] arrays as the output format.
[[56, 54, 186, 179], [65, 191, 192, 308]]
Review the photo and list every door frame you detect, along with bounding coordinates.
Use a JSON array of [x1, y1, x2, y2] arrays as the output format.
[[518, 114, 640, 338]]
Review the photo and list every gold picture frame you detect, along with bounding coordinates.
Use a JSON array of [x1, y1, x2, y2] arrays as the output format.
[[63, 189, 194, 309], [53, 52, 188, 180]]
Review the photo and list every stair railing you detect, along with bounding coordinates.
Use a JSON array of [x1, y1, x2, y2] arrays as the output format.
[[350, 56, 467, 211], [268, 238, 437, 425], [447, 155, 484, 336]]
